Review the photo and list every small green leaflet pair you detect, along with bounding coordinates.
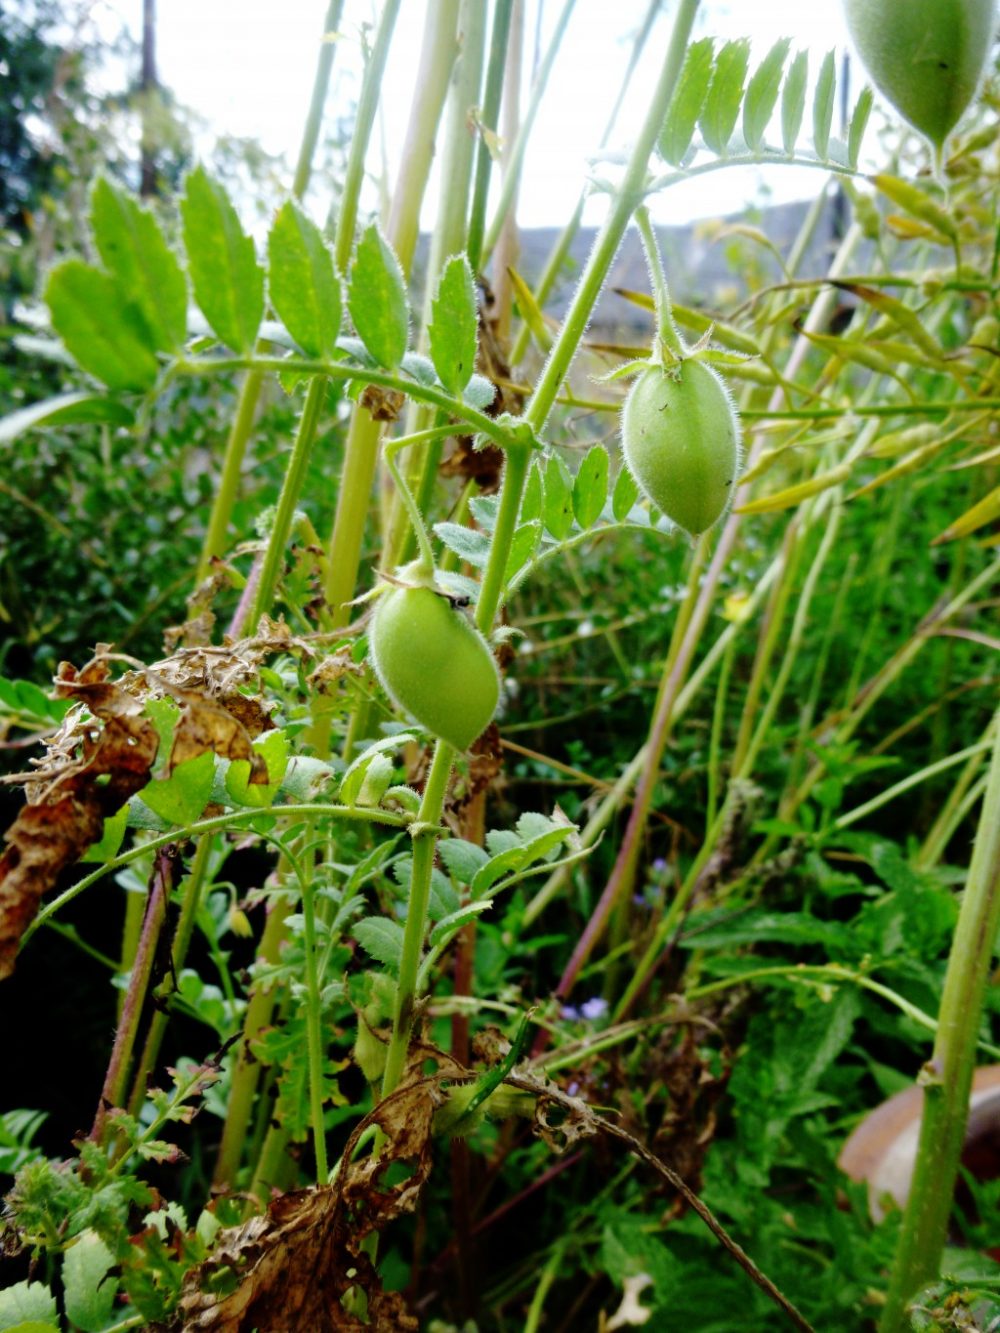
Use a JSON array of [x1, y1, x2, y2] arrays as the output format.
[[659, 37, 873, 169], [433, 448, 643, 599], [353, 811, 585, 979], [41, 170, 483, 405]]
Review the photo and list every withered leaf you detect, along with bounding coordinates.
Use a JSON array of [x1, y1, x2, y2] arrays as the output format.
[[0, 713, 158, 979], [358, 383, 404, 421], [168, 699, 267, 782], [179, 1073, 449, 1332]]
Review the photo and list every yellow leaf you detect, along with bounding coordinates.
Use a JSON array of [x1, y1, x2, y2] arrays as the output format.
[[507, 267, 552, 353], [932, 486, 1000, 544], [736, 463, 852, 514], [870, 174, 957, 242]]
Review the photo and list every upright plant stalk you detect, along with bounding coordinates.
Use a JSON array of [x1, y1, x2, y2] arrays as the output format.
[[251, 0, 403, 629], [332, 0, 402, 274], [508, 0, 660, 364], [213, 896, 291, 1186], [479, 0, 577, 268], [250, 375, 327, 628], [378, 0, 704, 1103], [379, 741, 456, 1100], [322, 3, 459, 630], [385, 0, 461, 275], [208, 5, 407, 1188], [126, 836, 214, 1116], [195, 0, 346, 581], [918, 723, 995, 869], [292, 0, 345, 201], [386, 0, 489, 568], [197, 369, 266, 582], [879, 712, 1000, 1333], [491, 0, 524, 345], [730, 523, 802, 773], [466, 0, 516, 272]]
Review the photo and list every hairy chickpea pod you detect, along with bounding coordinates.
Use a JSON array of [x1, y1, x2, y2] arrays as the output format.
[[621, 359, 742, 538], [369, 576, 500, 752], [844, 0, 997, 149]]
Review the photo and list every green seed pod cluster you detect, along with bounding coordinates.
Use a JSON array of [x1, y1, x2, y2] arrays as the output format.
[[621, 359, 741, 538], [844, 0, 997, 149], [369, 576, 499, 752]]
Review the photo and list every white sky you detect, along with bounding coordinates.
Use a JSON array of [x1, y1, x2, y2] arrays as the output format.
[[98, 1, 856, 230]]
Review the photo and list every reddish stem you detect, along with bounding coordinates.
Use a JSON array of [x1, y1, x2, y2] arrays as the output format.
[[90, 846, 178, 1142]]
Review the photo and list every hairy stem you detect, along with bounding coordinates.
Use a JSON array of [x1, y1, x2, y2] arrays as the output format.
[[251, 374, 327, 627], [90, 848, 177, 1143], [879, 713, 1000, 1332]]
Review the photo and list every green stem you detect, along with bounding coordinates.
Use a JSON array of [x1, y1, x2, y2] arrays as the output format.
[[834, 735, 996, 833], [385, 0, 460, 275], [323, 409, 385, 627], [292, 0, 346, 201], [291, 840, 329, 1182], [321, 2, 456, 636], [730, 521, 802, 774], [508, 0, 660, 365], [379, 429, 535, 1101], [333, 0, 402, 273], [647, 146, 868, 198], [879, 712, 1000, 1333], [126, 834, 213, 1116], [480, 0, 578, 267], [380, 741, 455, 1100], [635, 205, 682, 355], [739, 506, 841, 780], [917, 729, 994, 869], [213, 895, 292, 1185], [251, 374, 327, 627], [197, 369, 265, 581], [523, 1239, 568, 1333], [195, 2, 345, 581], [475, 442, 532, 633], [387, 0, 487, 567], [706, 637, 734, 834], [523, 0, 701, 435], [383, 424, 459, 573], [466, 0, 515, 272]]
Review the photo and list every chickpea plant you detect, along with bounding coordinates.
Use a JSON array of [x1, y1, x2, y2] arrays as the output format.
[[1, 1, 1000, 1329]]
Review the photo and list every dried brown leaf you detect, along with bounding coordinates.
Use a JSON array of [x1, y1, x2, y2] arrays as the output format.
[[0, 712, 158, 978], [179, 1072, 452, 1332], [359, 383, 405, 421]]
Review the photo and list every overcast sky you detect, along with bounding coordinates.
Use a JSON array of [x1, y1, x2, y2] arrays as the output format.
[[99, 1, 857, 229]]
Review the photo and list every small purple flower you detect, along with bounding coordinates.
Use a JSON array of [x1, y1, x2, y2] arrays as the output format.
[[580, 996, 609, 1022], [560, 1004, 580, 1021]]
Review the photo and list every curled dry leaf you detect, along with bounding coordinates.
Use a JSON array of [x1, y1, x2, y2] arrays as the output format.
[[359, 383, 405, 421], [307, 646, 361, 693], [0, 626, 327, 977], [179, 1069, 452, 1332], [0, 659, 159, 978]]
